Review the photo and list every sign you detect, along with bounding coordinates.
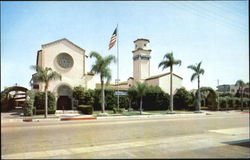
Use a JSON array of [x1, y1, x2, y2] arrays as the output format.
[[114, 91, 128, 96]]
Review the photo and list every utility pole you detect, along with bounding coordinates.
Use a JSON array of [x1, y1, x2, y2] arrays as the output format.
[[217, 79, 220, 86]]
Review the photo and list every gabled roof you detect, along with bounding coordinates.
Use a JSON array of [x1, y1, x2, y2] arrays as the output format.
[[145, 72, 183, 81], [41, 38, 85, 53]]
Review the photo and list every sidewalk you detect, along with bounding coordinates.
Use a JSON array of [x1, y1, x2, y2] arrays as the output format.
[[1, 110, 246, 123]]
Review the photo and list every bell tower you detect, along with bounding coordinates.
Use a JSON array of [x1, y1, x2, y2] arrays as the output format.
[[132, 39, 151, 82]]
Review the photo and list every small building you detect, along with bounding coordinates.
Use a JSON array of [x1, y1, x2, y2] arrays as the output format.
[[31, 38, 95, 110]]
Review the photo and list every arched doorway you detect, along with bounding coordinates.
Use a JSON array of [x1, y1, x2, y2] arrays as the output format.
[[57, 85, 72, 110], [57, 96, 72, 110]]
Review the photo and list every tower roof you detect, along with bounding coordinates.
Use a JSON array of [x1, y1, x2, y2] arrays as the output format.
[[134, 38, 150, 43]]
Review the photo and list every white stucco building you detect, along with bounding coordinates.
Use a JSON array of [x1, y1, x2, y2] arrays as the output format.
[[31, 38, 95, 110]]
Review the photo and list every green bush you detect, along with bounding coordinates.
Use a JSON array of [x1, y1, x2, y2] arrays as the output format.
[[23, 101, 33, 116], [174, 87, 194, 110], [128, 85, 169, 111], [23, 90, 35, 116], [33, 91, 56, 114], [78, 105, 93, 114], [218, 97, 229, 110], [73, 86, 85, 105]]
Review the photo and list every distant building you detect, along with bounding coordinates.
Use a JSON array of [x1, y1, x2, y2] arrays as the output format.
[[31, 38, 95, 110], [217, 85, 230, 93], [217, 83, 249, 96]]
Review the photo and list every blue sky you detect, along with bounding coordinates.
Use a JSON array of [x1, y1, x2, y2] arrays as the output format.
[[1, 1, 249, 91]]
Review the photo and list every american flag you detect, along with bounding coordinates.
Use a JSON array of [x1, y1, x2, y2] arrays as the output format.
[[108, 27, 117, 50]]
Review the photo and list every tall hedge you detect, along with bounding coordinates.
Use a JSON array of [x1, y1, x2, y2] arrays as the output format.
[[23, 90, 36, 116], [92, 89, 128, 110], [174, 87, 194, 110], [33, 91, 56, 114], [128, 85, 169, 111]]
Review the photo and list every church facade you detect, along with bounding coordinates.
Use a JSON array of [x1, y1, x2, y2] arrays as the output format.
[[31, 38, 95, 110]]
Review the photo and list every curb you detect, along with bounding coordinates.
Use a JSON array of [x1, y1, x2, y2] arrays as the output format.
[[60, 117, 97, 121], [96, 112, 206, 120]]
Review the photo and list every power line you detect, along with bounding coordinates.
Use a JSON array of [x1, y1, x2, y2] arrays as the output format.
[[168, 1, 247, 34], [181, 2, 247, 31]]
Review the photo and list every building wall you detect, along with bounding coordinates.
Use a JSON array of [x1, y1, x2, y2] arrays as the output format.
[[140, 59, 150, 80], [134, 40, 149, 50], [133, 59, 140, 81], [85, 75, 95, 90], [145, 78, 159, 87], [158, 75, 182, 94]]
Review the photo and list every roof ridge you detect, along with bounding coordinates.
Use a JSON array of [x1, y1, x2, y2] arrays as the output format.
[[41, 38, 85, 52]]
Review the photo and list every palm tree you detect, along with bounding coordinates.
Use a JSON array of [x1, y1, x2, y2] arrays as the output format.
[[158, 52, 181, 113], [31, 65, 61, 118], [135, 82, 147, 115], [187, 61, 205, 112], [90, 51, 115, 113], [235, 80, 245, 111]]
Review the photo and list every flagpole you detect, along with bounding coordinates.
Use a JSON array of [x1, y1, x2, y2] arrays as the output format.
[[117, 23, 120, 110]]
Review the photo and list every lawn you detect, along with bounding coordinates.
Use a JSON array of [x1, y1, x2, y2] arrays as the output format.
[[93, 109, 195, 117]]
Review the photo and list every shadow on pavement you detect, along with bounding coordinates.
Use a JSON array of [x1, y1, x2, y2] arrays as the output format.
[[223, 139, 250, 148]]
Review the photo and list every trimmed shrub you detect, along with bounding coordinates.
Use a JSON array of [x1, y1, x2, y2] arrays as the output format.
[[23, 90, 35, 116], [83, 89, 95, 105], [33, 91, 56, 114], [174, 87, 194, 110], [128, 84, 169, 111], [73, 86, 85, 105], [78, 105, 93, 114]]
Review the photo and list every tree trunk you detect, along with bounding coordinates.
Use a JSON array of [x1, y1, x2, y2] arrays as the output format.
[[128, 98, 131, 112], [101, 78, 105, 113], [240, 88, 243, 111], [140, 97, 142, 115], [170, 66, 173, 112], [197, 76, 201, 111], [45, 90, 48, 118]]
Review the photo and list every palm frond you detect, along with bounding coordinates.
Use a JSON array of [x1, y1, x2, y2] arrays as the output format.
[[191, 73, 198, 82], [199, 69, 205, 75], [48, 71, 62, 81], [103, 55, 116, 67], [90, 51, 102, 61], [164, 52, 173, 60], [158, 61, 171, 70], [187, 65, 197, 72], [173, 59, 182, 66]]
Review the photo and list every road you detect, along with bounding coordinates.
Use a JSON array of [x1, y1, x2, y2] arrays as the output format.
[[1, 111, 250, 159]]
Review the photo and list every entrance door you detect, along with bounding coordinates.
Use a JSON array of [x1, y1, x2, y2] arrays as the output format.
[[57, 96, 72, 110]]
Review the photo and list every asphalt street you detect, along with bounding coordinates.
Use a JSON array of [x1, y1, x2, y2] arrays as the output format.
[[1, 111, 249, 159]]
